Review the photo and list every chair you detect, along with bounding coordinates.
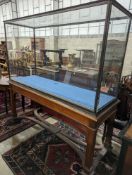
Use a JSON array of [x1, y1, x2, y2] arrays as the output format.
[[114, 75, 132, 130]]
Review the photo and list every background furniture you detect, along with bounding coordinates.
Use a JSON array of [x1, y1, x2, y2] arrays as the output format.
[[31, 38, 45, 50], [103, 75, 132, 142], [0, 42, 8, 76], [59, 68, 98, 89], [36, 66, 59, 80], [114, 75, 132, 129], [116, 120, 132, 175], [96, 40, 126, 72], [0, 77, 10, 113]]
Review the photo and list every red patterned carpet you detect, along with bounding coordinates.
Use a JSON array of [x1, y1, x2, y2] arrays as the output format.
[[0, 93, 34, 142], [0, 113, 34, 142], [0, 112, 119, 174], [2, 129, 117, 175]]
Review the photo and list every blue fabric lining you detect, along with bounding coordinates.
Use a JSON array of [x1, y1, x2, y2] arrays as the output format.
[[11, 75, 115, 111]]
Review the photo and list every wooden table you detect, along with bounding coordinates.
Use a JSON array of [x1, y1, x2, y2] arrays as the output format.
[[9, 76, 119, 174], [0, 77, 9, 113]]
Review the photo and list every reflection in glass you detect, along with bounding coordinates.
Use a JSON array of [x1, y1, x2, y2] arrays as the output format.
[[97, 6, 130, 111]]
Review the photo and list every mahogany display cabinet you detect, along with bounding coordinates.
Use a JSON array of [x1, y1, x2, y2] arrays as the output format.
[[4, 0, 132, 173]]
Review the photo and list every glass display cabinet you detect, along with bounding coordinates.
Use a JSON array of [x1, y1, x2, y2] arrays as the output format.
[[4, 0, 132, 173]]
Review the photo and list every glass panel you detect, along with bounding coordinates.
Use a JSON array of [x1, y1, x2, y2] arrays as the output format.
[[79, 24, 88, 35], [39, 0, 45, 13], [8, 3, 128, 113], [6, 4, 108, 112], [71, 0, 80, 6], [117, 0, 130, 9], [5, 25, 35, 77], [89, 23, 99, 35], [97, 5, 130, 112], [10, 4, 107, 28], [130, 0, 132, 9], [81, 0, 91, 3], [63, 1, 71, 7], [61, 0, 97, 7], [28, 0, 34, 15], [28, 6, 106, 112]]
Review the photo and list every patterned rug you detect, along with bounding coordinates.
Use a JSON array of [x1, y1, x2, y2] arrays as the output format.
[[0, 92, 9, 113], [0, 92, 34, 142], [0, 112, 34, 143], [2, 129, 118, 175]]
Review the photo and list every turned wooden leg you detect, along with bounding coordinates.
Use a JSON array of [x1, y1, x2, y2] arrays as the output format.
[[83, 128, 97, 173]]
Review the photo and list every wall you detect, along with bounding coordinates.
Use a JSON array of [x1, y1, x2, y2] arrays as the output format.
[[58, 36, 103, 58], [122, 33, 132, 76], [58, 36, 132, 75]]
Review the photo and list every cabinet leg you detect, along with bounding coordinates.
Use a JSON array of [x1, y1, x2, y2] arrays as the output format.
[[83, 128, 97, 174], [5, 90, 23, 126], [103, 118, 114, 149]]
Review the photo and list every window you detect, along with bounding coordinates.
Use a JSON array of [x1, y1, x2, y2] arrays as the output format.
[[70, 25, 79, 35], [111, 20, 128, 34], [129, 0, 132, 10], [61, 26, 70, 36], [79, 24, 88, 35], [89, 23, 99, 35], [117, 0, 130, 9], [63, 1, 71, 7], [99, 22, 105, 34], [71, 0, 80, 6]]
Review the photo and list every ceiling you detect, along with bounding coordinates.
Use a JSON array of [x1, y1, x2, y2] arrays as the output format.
[[5, 2, 128, 29], [0, 0, 11, 6]]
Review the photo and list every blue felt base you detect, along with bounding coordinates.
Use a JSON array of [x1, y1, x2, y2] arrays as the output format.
[[11, 75, 116, 111]]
